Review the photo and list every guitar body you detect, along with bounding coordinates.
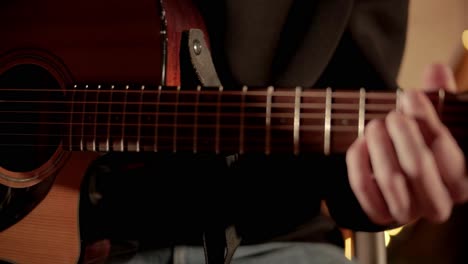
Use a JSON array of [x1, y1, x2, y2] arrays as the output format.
[[0, 0, 206, 263], [0, 153, 98, 264]]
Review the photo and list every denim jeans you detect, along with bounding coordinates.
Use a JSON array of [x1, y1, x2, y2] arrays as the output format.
[[103, 242, 356, 264]]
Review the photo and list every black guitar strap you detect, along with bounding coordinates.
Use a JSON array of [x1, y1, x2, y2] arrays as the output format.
[[203, 225, 242, 264], [181, 28, 242, 264], [182, 29, 222, 88]]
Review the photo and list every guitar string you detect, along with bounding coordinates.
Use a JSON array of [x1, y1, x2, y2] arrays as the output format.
[[1, 108, 464, 126], [2, 127, 466, 149], [1, 107, 466, 124], [0, 108, 465, 116], [0, 93, 459, 107], [0, 100, 398, 107], [0, 87, 400, 96], [0, 87, 464, 100], [0, 87, 463, 99], [0, 115, 390, 126], [0, 110, 396, 116], [2, 115, 464, 144], [3, 104, 466, 114]]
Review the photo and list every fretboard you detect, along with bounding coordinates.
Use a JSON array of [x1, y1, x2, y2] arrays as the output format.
[[3, 84, 468, 155]]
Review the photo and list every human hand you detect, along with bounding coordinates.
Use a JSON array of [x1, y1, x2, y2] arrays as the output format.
[[346, 63, 468, 225]]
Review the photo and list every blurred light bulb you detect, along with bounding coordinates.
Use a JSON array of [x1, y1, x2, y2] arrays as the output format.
[[387, 226, 404, 236], [463, 30, 468, 50], [385, 231, 391, 247], [345, 237, 353, 260]]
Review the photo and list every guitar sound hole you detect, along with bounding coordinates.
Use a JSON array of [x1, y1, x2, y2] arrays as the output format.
[[0, 64, 65, 172]]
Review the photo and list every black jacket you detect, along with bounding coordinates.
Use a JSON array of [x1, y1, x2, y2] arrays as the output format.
[[193, 0, 409, 238], [81, 0, 409, 247]]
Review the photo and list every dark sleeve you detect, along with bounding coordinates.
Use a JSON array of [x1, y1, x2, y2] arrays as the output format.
[[323, 155, 401, 232], [322, 0, 409, 232]]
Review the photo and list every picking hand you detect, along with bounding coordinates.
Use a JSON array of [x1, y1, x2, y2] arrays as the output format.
[[346, 63, 468, 225]]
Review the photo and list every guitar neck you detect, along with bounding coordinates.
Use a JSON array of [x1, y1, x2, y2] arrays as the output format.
[[4, 84, 468, 155], [64, 84, 397, 155]]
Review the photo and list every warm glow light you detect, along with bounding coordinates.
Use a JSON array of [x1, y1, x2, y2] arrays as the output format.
[[387, 226, 404, 236], [384, 231, 391, 247], [463, 30, 468, 50], [385, 226, 405, 247], [345, 237, 353, 260]]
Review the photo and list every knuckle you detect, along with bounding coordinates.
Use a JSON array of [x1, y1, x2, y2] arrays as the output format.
[[403, 157, 423, 180], [386, 111, 413, 137], [378, 171, 396, 190], [404, 150, 434, 180], [385, 110, 403, 128], [404, 117, 420, 135]]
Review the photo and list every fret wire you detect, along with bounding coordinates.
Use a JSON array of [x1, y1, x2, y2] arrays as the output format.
[[104, 85, 114, 152], [324, 87, 332, 155], [97, 86, 106, 151], [265, 86, 274, 155], [293, 86, 301, 155], [438, 89, 445, 117], [118, 85, 129, 152], [239, 86, 248, 154], [173, 86, 181, 152], [91, 85, 101, 151], [215, 86, 223, 154], [69, 85, 77, 150], [80, 85, 89, 151], [154, 85, 162, 152], [136, 85, 145, 152], [396, 88, 402, 111], [358, 87, 366, 137], [193, 86, 201, 153]]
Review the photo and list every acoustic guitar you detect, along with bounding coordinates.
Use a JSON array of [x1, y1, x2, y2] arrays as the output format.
[[0, 0, 467, 263]]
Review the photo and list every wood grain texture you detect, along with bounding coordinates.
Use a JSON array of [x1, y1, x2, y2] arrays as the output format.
[[0, 153, 99, 264]]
